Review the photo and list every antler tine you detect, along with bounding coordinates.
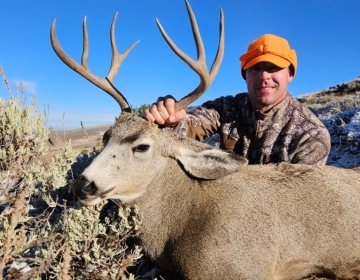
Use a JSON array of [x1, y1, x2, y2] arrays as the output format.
[[155, 0, 224, 111], [107, 13, 139, 83], [50, 13, 139, 112], [81, 17, 89, 68]]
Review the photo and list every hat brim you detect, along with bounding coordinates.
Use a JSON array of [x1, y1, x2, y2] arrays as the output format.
[[242, 53, 291, 71]]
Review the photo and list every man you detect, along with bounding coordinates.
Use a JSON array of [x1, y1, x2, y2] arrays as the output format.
[[144, 34, 331, 165]]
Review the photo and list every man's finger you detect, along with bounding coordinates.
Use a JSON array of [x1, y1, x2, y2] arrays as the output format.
[[164, 98, 176, 116]]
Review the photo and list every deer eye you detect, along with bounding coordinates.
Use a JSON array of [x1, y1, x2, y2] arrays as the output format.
[[102, 133, 110, 146], [133, 144, 150, 153]]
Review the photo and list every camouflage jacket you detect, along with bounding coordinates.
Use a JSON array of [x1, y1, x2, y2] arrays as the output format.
[[175, 93, 331, 165]]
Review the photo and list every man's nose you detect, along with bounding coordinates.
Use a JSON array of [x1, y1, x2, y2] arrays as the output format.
[[259, 69, 271, 79]]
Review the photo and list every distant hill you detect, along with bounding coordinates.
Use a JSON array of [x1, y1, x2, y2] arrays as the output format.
[[49, 124, 111, 152]]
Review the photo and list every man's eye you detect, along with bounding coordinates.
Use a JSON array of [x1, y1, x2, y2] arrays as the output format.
[[249, 66, 260, 72], [133, 145, 150, 153], [267, 66, 281, 73]]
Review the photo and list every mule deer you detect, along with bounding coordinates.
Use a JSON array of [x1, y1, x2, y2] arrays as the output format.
[[51, 1, 360, 279]]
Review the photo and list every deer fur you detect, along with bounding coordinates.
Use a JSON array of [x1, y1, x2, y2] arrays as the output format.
[[74, 112, 360, 280]]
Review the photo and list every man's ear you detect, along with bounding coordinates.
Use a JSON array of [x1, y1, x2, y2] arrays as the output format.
[[288, 67, 294, 82], [288, 65, 295, 81], [288, 74, 294, 82]]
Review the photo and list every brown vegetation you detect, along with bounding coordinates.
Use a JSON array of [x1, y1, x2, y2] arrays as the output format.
[[298, 77, 360, 118]]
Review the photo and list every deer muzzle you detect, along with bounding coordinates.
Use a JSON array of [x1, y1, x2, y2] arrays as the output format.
[[73, 175, 98, 200]]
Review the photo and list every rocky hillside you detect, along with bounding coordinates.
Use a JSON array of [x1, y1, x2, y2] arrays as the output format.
[[298, 77, 360, 119], [299, 77, 360, 168]]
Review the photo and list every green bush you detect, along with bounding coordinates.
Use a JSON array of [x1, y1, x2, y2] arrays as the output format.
[[0, 67, 143, 279]]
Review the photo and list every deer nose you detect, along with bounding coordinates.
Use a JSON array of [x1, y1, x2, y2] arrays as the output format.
[[73, 175, 98, 199]]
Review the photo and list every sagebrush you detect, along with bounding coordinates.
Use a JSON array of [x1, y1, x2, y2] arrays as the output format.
[[0, 66, 143, 280]]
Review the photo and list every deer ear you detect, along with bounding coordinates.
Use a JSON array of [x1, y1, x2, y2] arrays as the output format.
[[174, 147, 248, 180]]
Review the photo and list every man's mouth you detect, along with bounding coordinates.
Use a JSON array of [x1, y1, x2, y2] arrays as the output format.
[[257, 86, 274, 93]]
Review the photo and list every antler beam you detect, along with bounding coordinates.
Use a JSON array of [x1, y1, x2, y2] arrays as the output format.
[[155, 0, 224, 111], [50, 13, 139, 112]]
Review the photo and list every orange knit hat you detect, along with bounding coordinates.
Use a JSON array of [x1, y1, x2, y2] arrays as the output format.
[[239, 34, 297, 79]]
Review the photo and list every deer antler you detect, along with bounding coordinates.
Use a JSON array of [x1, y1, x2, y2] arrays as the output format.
[[50, 13, 139, 112], [156, 0, 224, 111]]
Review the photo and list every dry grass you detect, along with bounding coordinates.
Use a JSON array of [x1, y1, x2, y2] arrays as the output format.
[[298, 77, 360, 119]]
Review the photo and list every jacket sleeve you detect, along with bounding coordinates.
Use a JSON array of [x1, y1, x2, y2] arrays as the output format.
[[290, 126, 331, 165], [175, 93, 243, 141], [174, 95, 240, 140], [174, 107, 221, 141]]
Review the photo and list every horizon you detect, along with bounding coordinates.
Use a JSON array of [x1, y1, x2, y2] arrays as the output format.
[[1, 0, 359, 129]]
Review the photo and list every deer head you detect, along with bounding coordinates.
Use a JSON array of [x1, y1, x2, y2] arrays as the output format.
[[51, 1, 246, 206]]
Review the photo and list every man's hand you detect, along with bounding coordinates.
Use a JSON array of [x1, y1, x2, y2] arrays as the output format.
[[144, 96, 186, 125]]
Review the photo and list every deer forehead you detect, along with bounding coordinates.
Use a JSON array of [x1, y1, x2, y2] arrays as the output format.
[[106, 113, 159, 141], [104, 113, 177, 151]]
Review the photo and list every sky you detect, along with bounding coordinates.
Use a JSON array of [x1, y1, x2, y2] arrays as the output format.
[[0, 0, 359, 129]]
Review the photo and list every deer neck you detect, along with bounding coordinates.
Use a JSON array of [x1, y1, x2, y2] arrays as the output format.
[[134, 157, 206, 265]]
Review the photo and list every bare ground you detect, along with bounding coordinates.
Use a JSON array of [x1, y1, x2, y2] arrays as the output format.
[[48, 124, 111, 151]]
